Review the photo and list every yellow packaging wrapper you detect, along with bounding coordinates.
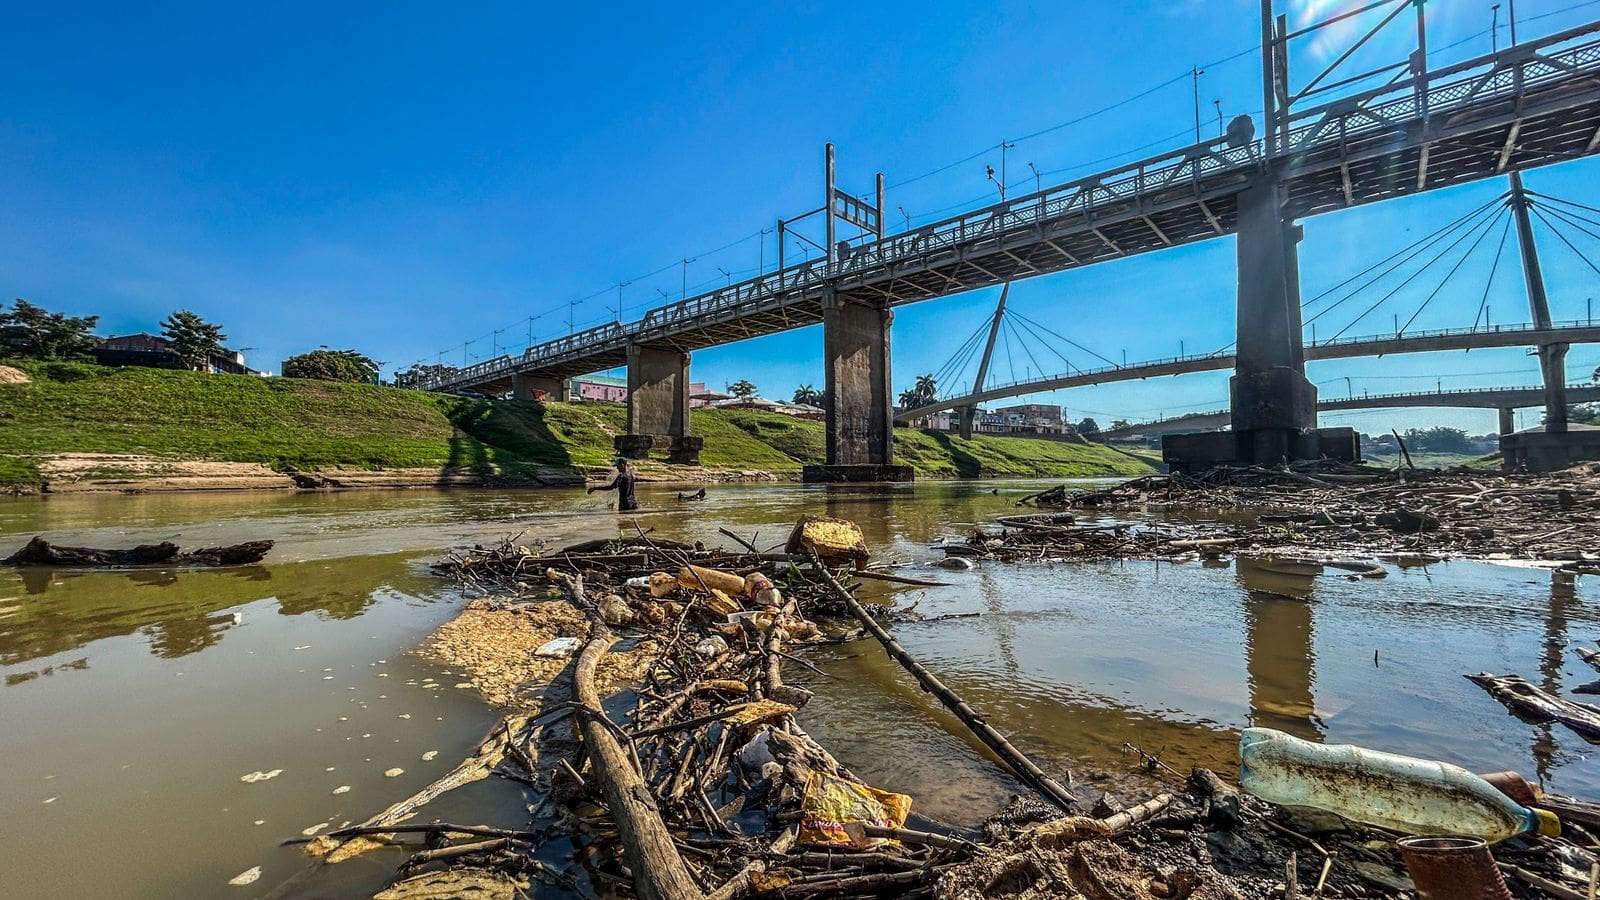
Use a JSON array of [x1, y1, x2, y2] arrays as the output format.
[[798, 772, 912, 848]]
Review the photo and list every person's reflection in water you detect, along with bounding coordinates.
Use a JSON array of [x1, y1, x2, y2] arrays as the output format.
[[1531, 573, 1581, 781], [1237, 557, 1325, 740]]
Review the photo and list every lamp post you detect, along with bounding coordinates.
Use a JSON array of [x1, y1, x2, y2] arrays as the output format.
[[616, 282, 629, 321], [681, 257, 696, 299], [897, 205, 911, 230], [1191, 66, 1206, 143], [1028, 162, 1042, 194], [718, 266, 732, 286]]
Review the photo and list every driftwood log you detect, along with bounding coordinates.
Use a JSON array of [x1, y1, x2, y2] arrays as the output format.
[[3, 536, 273, 567], [1467, 672, 1600, 742], [565, 574, 704, 900], [808, 551, 1078, 812]]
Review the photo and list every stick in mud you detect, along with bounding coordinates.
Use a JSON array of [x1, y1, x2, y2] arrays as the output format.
[[805, 550, 1078, 812]]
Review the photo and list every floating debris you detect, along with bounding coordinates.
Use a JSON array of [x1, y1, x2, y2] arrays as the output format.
[[238, 769, 283, 784], [383, 768, 404, 778], [227, 866, 261, 886]]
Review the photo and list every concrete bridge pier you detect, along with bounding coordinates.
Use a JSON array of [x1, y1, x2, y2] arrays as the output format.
[[614, 344, 702, 465], [1499, 407, 1517, 436], [803, 291, 912, 482], [1164, 178, 1356, 473], [511, 372, 568, 402], [957, 406, 977, 440]]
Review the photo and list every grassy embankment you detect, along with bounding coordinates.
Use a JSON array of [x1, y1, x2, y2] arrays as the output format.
[[0, 361, 1156, 487]]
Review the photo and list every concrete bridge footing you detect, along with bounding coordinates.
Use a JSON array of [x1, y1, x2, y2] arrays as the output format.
[[803, 291, 912, 483], [614, 344, 700, 465]]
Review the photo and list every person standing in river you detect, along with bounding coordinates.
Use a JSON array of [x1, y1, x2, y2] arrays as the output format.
[[587, 457, 639, 511]]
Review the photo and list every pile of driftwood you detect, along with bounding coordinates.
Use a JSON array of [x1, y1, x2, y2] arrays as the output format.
[[267, 521, 1600, 899], [1005, 462, 1600, 563]]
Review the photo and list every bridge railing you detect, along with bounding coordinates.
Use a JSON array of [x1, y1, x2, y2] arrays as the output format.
[[433, 23, 1600, 393], [1283, 22, 1600, 154]]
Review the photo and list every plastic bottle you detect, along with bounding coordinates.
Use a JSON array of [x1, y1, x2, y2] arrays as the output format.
[[1239, 728, 1560, 842]]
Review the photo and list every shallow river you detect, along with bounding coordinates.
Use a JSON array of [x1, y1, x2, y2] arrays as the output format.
[[2, 481, 1597, 898]]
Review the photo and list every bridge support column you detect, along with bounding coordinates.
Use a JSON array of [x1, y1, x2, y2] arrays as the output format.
[[615, 344, 701, 465], [1499, 407, 1517, 437], [958, 406, 976, 440], [511, 372, 567, 402], [1164, 177, 1356, 473], [803, 291, 912, 482]]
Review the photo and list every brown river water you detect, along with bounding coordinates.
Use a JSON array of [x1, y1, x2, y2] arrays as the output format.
[[2, 481, 1597, 898]]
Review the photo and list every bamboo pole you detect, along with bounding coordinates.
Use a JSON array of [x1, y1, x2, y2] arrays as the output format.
[[807, 552, 1077, 812]]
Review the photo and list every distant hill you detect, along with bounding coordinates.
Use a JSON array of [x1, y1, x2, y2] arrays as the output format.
[[0, 361, 1156, 491]]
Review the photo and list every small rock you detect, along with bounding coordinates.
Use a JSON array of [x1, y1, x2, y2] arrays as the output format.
[[421, 751, 438, 761], [934, 556, 976, 570], [228, 866, 262, 886], [239, 769, 283, 784], [301, 822, 329, 836], [384, 767, 404, 778], [332, 785, 350, 795]]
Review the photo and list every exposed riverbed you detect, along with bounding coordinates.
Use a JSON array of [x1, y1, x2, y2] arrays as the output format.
[[2, 482, 1597, 897]]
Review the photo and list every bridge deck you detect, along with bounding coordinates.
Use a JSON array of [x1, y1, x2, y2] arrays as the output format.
[[899, 322, 1600, 419], [430, 23, 1600, 394]]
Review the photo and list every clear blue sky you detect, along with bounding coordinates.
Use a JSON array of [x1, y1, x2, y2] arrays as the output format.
[[5, 0, 1600, 435]]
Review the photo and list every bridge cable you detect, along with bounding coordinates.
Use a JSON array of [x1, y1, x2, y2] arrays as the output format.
[[1007, 310, 1121, 370], [1396, 204, 1509, 334], [930, 312, 1002, 398], [1003, 317, 1052, 386], [1000, 324, 1019, 385], [1324, 203, 1509, 341], [1531, 207, 1600, 281], [1528, 192, 1600, 223], [1472, 215, 1515, 331], [1532, 200, 1600, 244], [1301, 194, 1508, 311], [1305, 199, 1507, 329], [928, 313, 998, 397]]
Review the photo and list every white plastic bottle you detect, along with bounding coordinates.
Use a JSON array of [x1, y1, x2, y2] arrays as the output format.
[[1239, 728, 1560, 842]]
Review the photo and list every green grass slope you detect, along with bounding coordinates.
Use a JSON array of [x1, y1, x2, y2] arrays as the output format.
[[0, 361, 1156, 485]]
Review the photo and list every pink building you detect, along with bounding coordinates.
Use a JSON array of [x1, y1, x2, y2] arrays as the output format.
[[570, 376, 707, 405]]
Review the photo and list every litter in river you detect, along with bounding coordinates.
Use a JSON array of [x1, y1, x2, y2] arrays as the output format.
[[257, 515, 1600, 899]]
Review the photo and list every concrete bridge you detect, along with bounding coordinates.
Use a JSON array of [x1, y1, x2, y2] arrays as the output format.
[[425, 11, 1600, 478], [1095, 383, 1600, 439], [899, 322, 1600, 420]]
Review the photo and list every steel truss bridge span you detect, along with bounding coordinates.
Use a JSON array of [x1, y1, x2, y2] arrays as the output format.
[[898, 322, 1600, 421], [427, 23, 1600, 396]]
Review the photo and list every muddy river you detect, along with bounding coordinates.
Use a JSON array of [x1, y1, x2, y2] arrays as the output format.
[[2, 481, 1596, 897]]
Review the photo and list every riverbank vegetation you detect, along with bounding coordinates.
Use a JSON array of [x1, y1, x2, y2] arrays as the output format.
[[0, 361, 1155, 488]]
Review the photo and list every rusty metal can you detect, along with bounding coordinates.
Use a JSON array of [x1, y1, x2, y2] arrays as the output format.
[[1396, 835, 1513, 900]]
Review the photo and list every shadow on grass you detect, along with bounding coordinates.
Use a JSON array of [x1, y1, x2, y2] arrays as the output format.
[[924, 430, 984, 478], [443, 398, 574, 473]]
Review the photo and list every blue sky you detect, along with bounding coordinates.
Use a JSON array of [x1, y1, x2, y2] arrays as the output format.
[[4, 0, 1600, 435]]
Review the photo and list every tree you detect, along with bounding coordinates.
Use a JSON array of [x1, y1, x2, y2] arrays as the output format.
[[729, 379, 758, 401], [792, 383, 823, 406], [1075, 417, 1100, 435], [0, 299, 100, 360], [897, 373, 938, 409], [283, 349, 381, 383], [1110, 419, 1131, 430], [160, 310, 227, 370], [1401, 426, 1472, 454], [393, 363, 459, 389]]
